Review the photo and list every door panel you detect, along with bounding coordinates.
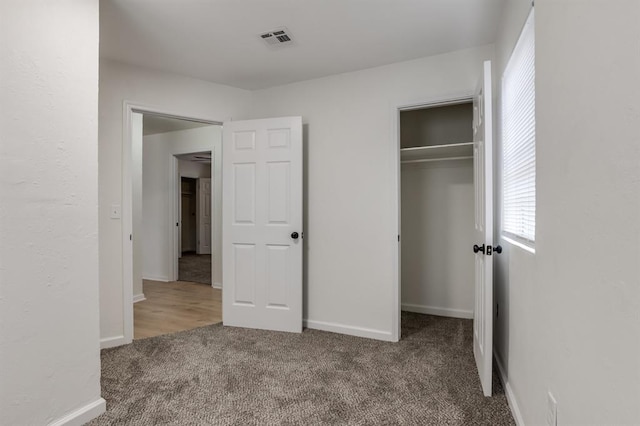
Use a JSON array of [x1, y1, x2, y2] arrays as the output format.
[[233, 243, 256, 305], [473, 60, 494, 397], [197, 178, 212, 254], [223, 117, 303, 333]]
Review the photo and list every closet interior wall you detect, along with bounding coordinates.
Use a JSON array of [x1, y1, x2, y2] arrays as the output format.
[[400, 103, 476, 319]]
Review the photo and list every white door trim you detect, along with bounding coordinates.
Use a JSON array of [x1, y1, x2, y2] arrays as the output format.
[[121, 100, 222, 344], [390, 92, 474, 342]]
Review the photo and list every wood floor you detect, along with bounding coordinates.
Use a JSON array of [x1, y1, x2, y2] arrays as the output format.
[[134, 280, 222, 339]]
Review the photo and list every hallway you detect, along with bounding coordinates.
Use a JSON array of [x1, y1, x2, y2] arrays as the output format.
[[134, 280, 221, 339]]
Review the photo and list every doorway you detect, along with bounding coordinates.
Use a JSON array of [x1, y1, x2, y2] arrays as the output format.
[[399, 100, 476, 322], [393, 60, 495, 397], [128, 109, 223, 339], [122, 107, 305, 342], [175, 153, 214, 287]]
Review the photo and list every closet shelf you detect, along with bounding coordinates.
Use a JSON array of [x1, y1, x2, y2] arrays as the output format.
[[401, 142, 473, 163]]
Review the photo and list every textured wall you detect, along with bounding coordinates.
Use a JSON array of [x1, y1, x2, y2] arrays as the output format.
[[0, 1, 104, 424], [494, 1, 640, 424]]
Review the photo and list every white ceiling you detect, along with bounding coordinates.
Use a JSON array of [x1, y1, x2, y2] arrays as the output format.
[[175, 151, 212, 164], [143, 114, 214, 136], [100, 0, 506, 90]]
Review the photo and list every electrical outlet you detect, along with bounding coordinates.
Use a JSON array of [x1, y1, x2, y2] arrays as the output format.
[[547, 391, 557, 426]]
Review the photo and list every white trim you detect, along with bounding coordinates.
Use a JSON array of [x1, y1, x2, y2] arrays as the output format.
[[171, 156, 180, 281], [494, 352, 525, 426], [212, 282, 222, 289], [391, 91, 475, 342], [47, 398, 106, 426], [401, 303, 473, 319], [132, 293, 146, 303], [501, 234, 536, 254], [142, 274, 170, 282], [100, 335, 127, 349], [390, 102, 401, 343], [304, 319, 394, 342], [121, 104, 136, 346], [121, 100, 223, 344]]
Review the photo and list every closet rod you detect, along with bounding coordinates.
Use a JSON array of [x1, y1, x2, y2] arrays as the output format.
[[401, 155, 473, 165]]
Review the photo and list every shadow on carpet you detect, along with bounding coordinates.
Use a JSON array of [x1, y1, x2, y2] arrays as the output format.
[[89, 312, 514, 425]]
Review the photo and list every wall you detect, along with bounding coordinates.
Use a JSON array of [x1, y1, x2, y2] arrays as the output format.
[[141, 126, 222, 287], [251, 45, 493, 338], [0, 1, 105, 425], [400, 103, 473, 148], [494, 1, 640, 424], [401, 160, 475, 318], [99, 60, 251, 344], [180, 159, 211, 179]]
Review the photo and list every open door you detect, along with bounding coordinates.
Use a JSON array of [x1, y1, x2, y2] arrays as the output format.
[[472, 60, 494, 397], [197, 177, 212, 255], [222, 117, 303, 333]]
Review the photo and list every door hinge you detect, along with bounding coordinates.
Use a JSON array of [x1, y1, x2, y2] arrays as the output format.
[[398, 235, 400, 242], [130, 234, 132, 241]]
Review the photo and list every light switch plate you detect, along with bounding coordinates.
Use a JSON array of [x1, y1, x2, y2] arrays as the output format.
[[110, 204, 121, 219]]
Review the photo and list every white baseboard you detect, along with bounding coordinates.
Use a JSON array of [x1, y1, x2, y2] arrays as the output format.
[[142, 275, 169, 282], [212, 282, 222, 289], [48, 398, 106, 426], [100, 335, 128, 349], [133, 293, 146, 303], [401, 303, 473, 319], [304, 319, 393, 341], [494, 351, 525, 426]]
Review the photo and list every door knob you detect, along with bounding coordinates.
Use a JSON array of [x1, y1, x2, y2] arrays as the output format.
[[291, 232, 299, 240], [473, 244, 485, 254], [494, 245, 503, 254]]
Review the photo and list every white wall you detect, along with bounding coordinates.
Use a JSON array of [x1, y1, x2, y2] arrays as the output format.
[[0, 1, 104, 425], [401, 161, 475, 318], [400, 103, 473, 148], [141, 126, 222, 287], [494, 1, 640, 424], [180, 159, 211, 178], [99, 60, 251, 344], [251, 45, 493, 338]]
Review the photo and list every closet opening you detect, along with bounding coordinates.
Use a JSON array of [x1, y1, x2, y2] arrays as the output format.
[[399, 99, 476, 331]]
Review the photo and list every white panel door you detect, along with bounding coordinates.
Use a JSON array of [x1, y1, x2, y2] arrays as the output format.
[[473, 60, 495, 397], [197, 178, 212, 255], [222, 117, 303, 333]]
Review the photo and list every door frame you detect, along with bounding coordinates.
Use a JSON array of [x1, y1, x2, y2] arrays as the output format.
[[390, 91, 474, 342], [171, 157, 216, 283], [121, 101, 222, 344]]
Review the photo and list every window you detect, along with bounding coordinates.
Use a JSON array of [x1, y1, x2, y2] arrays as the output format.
[[502, 9, 535, 245]]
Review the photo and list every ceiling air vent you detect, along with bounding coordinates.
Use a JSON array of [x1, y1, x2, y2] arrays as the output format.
[[260, 27, 294, 48]]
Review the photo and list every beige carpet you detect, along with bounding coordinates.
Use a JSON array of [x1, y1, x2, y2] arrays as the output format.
[[90, 312, 514, 425], [178, 252, 211, 285]]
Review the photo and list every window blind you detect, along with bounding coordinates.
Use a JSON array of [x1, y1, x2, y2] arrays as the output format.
[[502, 9, 535, 243]]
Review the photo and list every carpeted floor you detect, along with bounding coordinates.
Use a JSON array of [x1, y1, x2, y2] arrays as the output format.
[[179, 252, 211, 285], [89, 312, 514, 425]]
